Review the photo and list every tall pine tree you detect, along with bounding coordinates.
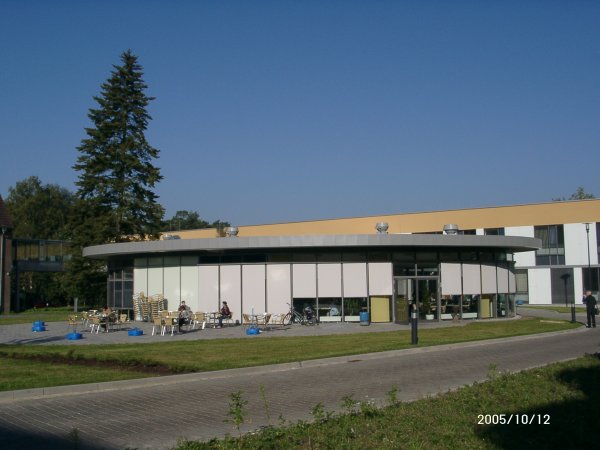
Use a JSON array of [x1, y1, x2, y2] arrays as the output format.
[[73, 49, 164, 243], [67, 50, 164, 305]]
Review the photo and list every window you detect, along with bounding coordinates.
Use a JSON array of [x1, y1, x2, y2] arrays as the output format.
[[550, 268, 574, 305], [343, 297, 368, 321], [582, 267, 599, 293], [108, 266, 134, 310], [515, 270, 528, 294], [484, 228, 505, 236], [535, 225, 565, 265], [317, 298, 342, 322]]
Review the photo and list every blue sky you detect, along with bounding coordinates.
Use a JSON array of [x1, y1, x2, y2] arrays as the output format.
[[1, 1, 599, 226]]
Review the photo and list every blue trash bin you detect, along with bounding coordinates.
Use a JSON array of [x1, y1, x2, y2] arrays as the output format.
[[360, 311, 370, 326], [32, 320, 46, 332]]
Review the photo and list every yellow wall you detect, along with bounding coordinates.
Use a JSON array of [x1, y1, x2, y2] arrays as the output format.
[[167, 199, 600, 239]]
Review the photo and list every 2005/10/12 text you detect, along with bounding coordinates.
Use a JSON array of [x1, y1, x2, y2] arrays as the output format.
[[477, 414, 550, 425]]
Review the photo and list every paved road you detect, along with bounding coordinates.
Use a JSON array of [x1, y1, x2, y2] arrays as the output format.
[[0, 319, 598, 450]]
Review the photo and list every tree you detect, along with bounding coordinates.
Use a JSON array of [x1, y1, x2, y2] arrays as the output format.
[[4, 177, 75, 309], [568, 187, 595, 200], [162, 210, 230, 232], [553, 187, 596, 201], [5, 176, 74, 239], [68, 50, 164, 304], [73, 49, 164, 244]]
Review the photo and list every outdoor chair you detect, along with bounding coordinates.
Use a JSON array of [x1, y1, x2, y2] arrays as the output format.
[[242, 314, 252, 328], [79, 311, 90, 328], [67, 314, 78, 333], [113, 314, 128, 331], [164, 312, 178, 336], [262, 313, 272, 329], [266, 313, 284, 328], [191, 312, 206, 330], [89, 316, 105, 334], [151, 317, 163, 336]]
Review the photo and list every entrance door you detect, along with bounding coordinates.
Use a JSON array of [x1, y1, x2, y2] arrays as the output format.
[[394, 278, 413, 323], [394, 277, 439, 323]]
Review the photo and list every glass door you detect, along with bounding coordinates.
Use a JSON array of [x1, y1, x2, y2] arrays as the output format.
[[394, 277, 439, 323], [394, 278, 413, 323]]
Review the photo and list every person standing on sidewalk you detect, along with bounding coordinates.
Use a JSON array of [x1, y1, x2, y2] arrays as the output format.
[[584, 290, 597, 328]]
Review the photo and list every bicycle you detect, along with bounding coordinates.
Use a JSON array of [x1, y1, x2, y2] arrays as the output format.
[[283, 303, 316, 325]]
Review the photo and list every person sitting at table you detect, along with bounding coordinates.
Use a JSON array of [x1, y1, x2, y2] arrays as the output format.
[[100, 305, 113, 331], [217, 301, 232, 328], [178, 301, 192, 331]]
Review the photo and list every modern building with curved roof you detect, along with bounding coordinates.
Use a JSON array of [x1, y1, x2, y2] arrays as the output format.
[[85, 199, 600, 323]]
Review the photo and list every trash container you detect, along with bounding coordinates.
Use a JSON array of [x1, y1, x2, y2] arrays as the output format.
[[32, 321, 46, 332], [359, 311, 370, 326], [66, 332, 83, 340]]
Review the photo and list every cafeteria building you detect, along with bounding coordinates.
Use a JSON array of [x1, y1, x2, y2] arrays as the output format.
[[83, 199, 600, 324]]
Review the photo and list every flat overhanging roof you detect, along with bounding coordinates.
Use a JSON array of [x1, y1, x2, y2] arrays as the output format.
[[83, 234, 541, 260]]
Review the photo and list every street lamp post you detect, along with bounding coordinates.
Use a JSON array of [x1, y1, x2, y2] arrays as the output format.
[[0, 227, 5, 313], [585, 223, 591, 291], [560, 273, 575, 323]]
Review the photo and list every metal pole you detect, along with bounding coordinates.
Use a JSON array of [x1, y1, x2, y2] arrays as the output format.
[[411, 302, 418, 345], [0, 227, 5, 313], [585, 223, 591, 290]]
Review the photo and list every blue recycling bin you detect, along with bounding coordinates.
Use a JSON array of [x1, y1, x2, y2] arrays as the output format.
[[32, 320, 46, 332], [360, 311, 370, 326]]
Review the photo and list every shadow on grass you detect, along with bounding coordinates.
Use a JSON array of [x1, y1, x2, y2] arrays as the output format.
[[477, 353, 600, 449]]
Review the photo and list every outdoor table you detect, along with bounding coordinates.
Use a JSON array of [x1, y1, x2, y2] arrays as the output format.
[[206, 312, 219, 328]]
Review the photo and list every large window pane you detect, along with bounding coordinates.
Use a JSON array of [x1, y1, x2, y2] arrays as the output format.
[[550, 268, 574, 305], [318, 298, 342, 322], [343, 297, 367, 322], [535, 225, 565, 266]]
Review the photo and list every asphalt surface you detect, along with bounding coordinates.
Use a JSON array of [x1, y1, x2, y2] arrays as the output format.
[[0, 308, 597, 449]]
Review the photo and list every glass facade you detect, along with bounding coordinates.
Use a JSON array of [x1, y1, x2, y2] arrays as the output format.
[[126, 247, 517, 322], [13, 239, 72, 264], [107, 265, 134, 312]]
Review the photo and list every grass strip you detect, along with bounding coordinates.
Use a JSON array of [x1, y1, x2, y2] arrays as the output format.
[[176, 354, 600, 449], [0, 318, 579, 392], [0, 356, 155, 392], [519, 305, 586, 314], [0, 307, 78, 325]]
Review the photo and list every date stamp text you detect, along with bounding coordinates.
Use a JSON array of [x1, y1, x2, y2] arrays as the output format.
[[477, 414, 550, 425]]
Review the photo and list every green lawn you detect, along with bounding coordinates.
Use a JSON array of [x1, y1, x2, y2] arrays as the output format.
[[0, 318, 579, 392], [0, 307, 76, 325], [0, 357, 155, 392], [176, 354, 600, 449], [519, 305, 586, 314]]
